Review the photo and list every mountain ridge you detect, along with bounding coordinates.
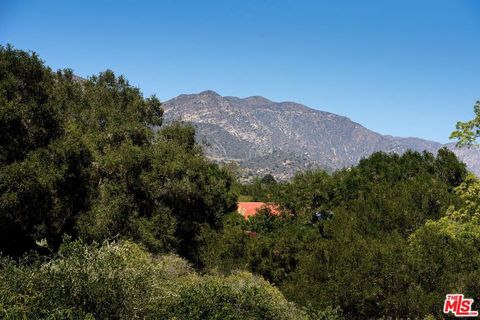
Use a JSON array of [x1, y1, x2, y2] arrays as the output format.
[[162, 90, 479, 180]]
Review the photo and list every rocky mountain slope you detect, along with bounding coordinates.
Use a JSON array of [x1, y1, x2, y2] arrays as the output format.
[[162, 91, 480, 180]]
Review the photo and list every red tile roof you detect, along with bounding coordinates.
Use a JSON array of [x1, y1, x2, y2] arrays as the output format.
[[237, 202, 280, 219]]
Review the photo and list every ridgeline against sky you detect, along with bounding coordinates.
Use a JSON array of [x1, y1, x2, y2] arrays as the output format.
[[1, 0, 479, 142]]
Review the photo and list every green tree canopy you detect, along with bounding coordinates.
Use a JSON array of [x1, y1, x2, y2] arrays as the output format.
[[0, 45, 236, 262], [203, 150, 468, 318], [450, 100, 480, 147]]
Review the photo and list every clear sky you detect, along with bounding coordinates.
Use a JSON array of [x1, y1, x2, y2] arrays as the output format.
[[1, 0, 479, 143]]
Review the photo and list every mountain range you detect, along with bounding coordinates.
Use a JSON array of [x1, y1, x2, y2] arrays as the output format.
[[162, 90, 480, 180]]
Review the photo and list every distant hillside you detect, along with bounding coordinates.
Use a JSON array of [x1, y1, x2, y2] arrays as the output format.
[[163, 91, 480, 180]]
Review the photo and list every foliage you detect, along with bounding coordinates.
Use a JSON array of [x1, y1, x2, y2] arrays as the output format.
[[450, 100, 480, 146], [406, 174, 480, 316], [204, 150, 469, 319], [0, 45, 236, 262], [2, 45, 478, 319], [0, 241, 333, 320], [0, 45, 61, 165], [235, 175, 280, 202]]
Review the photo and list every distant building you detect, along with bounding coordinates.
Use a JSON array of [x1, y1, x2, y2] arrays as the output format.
[[237, 202, 280, 219]]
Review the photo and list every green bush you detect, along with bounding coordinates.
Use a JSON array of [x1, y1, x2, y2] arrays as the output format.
[[0, 45, 236, 261], [204, 150, 468, 318], [0, 241, 336, 319]]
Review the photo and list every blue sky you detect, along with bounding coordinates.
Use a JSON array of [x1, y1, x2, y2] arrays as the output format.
[[1, 0, 479, 143]]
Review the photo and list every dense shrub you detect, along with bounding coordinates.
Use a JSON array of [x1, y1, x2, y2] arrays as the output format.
[[0, 45, 236, 262], [0, 241, 339, 319], [204, 150, 469, 318]]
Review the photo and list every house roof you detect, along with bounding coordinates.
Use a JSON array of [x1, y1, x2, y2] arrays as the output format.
[[237, 202, 280, 219]]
